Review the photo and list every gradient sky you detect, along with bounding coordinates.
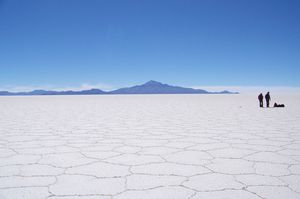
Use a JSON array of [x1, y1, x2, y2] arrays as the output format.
[[0, 0, 300, 91]]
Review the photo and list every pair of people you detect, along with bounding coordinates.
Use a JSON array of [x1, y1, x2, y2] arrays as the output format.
[[258, 92, 271, 108]]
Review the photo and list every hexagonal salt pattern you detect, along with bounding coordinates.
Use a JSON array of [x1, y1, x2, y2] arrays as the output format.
[[0, 94, 300, 199]]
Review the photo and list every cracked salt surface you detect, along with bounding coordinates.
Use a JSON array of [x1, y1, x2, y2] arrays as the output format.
[[0, 94, 300, 199]]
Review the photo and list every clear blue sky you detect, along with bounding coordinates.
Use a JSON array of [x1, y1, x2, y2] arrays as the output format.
[[0, 0, 299, 90]]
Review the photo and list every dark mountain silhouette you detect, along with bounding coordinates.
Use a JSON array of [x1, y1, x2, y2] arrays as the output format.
[[110, 80, 210, 94], [0, 91, 11, 95], [0, 81, 238, 96], [0, 89, 106, 96], [213, 90, 239, 94]]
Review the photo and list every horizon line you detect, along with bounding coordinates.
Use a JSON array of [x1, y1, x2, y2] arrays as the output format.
[[1, 81, 300, 94]]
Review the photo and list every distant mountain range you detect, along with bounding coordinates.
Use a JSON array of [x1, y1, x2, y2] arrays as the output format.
[[0, 80, 238, 96]]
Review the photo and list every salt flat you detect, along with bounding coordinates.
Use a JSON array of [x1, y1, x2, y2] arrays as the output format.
[[0, 94, 300, 199]]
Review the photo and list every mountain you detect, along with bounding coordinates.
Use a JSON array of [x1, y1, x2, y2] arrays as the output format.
[[52, 89, 106, 95], [0, 91, 11, 95], [0, 81, 238, 96], [110, 80, 210, 94], [0, 89, 106, 96], [217, 90, 239, 94]]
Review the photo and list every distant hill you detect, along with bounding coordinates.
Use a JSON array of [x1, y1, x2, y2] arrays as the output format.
[[110, 80, 210, 94], [217, 90, 239, 94], [0, 89, 106, 96], [0, 81, 238, 96]]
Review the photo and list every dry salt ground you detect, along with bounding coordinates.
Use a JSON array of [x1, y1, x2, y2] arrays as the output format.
[[0, 94, 300, 199]]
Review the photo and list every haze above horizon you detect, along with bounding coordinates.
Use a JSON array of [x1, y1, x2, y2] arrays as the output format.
[[0, 0, 300, 90]]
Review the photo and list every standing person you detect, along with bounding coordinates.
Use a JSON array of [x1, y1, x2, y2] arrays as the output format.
[[265, 92, 271, 107], [258, 93, 264, 107]]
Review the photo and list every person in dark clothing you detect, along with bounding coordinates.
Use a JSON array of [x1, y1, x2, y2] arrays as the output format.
[[265, 92, 271, 107], [258, 93, 263, 107]]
